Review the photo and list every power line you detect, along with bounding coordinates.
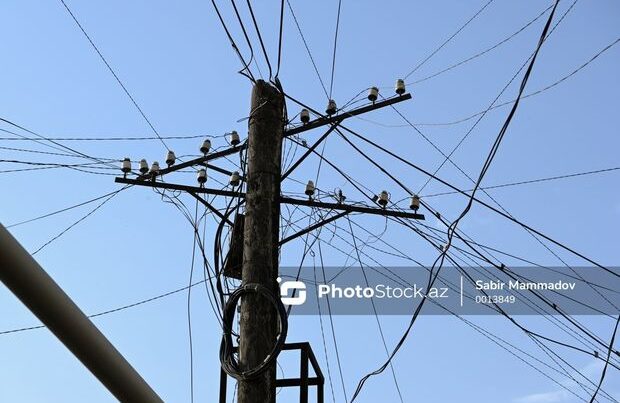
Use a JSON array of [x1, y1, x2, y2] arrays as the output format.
[[0, 134, 223, 141], [589, 317, 620, 403], [209, 0, 256, 82], [245, 0, 273, 79], [58, 0, 170, 151], [328, 0, 343, 99], [5, 189, 122, 228], [275, 0, 285, 78], [421, 166, 620, 197], [31, 187, 126, 255], [403, 0, 496, 79], [348, 3, 562, 399], [0, 278, 210, 336], [286, 0, 330, 99], [417, 0, 577, 193], [410, 3, 553, 85], [0, 117, 121, 171]]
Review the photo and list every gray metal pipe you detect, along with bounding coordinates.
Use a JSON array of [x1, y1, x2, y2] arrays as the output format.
[[0, 224, 163, 403]]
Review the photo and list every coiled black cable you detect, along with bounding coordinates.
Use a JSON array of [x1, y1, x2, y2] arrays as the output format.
[[219, 283, 288, 380]]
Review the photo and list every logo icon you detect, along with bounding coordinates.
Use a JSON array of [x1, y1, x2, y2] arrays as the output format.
[[277, 277, 307, 306]]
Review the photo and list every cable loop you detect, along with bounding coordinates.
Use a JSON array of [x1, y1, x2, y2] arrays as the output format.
[[219, 283, 288, 380]]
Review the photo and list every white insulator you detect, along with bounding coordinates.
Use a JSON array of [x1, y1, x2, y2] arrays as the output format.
[[166, 150, 176, 167], [305, 180, 315, 197], [326, 99, 337, 115], [200, 139, 212, 155], [300, 108, 310, 124], [197, 169, 207, 184], [410, 194, 420, 211], [229, 171, 241, 187], [121, 157, 131, 174], [150, 161, 160, 175], [378, 190, 389, 207], [395, 79, 406, 95], [139, 159, 149, 174], [229, 131, 240, 146], [368, 87, 379, 102]]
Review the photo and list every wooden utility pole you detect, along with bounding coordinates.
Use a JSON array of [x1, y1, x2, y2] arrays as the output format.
[[238, 80, 284, 403], [112, 84, 417, 402]]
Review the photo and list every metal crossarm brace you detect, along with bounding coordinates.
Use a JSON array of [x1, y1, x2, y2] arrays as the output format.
[[135, 94, 411, 182], [280, 196, 425, 220], [281, 123, 340, 181], [279, 211, 349, 245], [187, 191, 234, 226], [116, 177, 424, 220]]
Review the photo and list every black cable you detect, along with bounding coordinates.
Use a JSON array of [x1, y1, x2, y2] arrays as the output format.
[[329, 121, 618, 277], [0, 278, 212, 336], [359, 35, 618, 129], [229, 0, 260, 81], [318, 241, 348, 402], [0, 117, 121, 171], [417, 0, 576, 193], [187, 199, 199, 403], [58, 0, 170, 151], [590, 317, 620, 403], [328, 0, 343, 100], [403, 0, 496, 79], [311, 252, 336, 403], [6, 189, 122, 228], [439, 0, 560, 262], [219, 284, 288, 380], [312, 217, 619, 400], [31, 187, 126, 255], [275, 0, 285, 78], [345, 217, 404, 403], [0, 134, 222, 141], [411, 3, 553, 84], [209, 0, 256, 82], [286, 0, 330, 99], [282, 90, 617, 280], [422, 167, 620, 197], [245, 0, 273, 79]]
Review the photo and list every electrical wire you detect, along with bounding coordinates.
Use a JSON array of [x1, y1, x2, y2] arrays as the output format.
[[0, 134, 224, 141], [275, 0, 285, 78], [589, 317, 620, 403], [5, 189, 123, 228], [31, 186, 127, 255], [187, 199, 200, 403], [328, 0, 343, 100], [410, 3, 554, 85], [286, 0, 330, 99], [209, 0, 257, 82], [421, 166, 620, 197], [245, 0, 273, 79], [417, 0, 577, 193], [0, 278, 213, 336], [403, 0, 496, 79], [58, 0, 170, 151]]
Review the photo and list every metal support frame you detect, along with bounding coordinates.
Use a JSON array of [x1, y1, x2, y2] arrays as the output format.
[[115, 178, 425, 220], [281, 124, 340, 180], [279, 211, 349, 245], [187, 191, 234, 226], [219, 342, 324, 403]]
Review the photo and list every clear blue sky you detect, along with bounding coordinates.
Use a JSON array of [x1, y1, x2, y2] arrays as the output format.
[[1, 0, 619, 402]]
